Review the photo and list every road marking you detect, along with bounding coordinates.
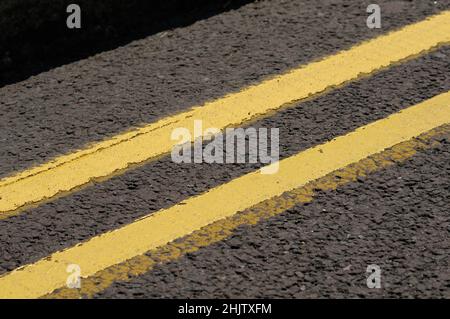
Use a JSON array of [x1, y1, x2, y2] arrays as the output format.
[[45, 124, 450, 298], [0, 91, 449, 298], [1, 11, 450, 216]]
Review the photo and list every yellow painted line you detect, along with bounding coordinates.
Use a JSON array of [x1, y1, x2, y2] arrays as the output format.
[[46, 124, 450, 299], [1, 11, 450, 216], [0, 91, 449, 298]]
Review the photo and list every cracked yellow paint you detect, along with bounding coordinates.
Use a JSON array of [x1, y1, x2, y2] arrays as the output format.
[[1, 10, 450, 216], [0, 91, 449, 298]]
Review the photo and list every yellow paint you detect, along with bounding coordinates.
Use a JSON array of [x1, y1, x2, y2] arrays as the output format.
[[1, 91, 449, 298], [1, 11, 450, 215], [45, 124, 450, 299]]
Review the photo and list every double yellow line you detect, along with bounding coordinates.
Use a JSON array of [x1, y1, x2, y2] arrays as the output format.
[[0, 11, 449, 298], [2, 92, 450, 298], [1, 10, 449, 217]]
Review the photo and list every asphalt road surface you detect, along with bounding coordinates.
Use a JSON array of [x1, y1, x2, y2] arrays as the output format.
[[0, 0, 449, 299]]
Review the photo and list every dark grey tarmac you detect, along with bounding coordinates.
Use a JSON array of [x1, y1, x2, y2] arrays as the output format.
[[1, 0, 448, 177], [0, 0, 448, 298], [1, 45, 449, 277], [97, 139, 450, 298]]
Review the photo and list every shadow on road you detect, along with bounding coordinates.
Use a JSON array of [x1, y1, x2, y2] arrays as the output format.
[[0, 0, 255, 88]]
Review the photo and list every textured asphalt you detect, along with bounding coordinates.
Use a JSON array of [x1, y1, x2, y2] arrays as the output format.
[[97, 139, 449, 298], [0, 0, 448, 177], [0, 0, 449, 298], [1, 44, 449, 276]]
